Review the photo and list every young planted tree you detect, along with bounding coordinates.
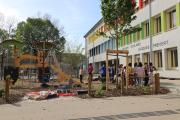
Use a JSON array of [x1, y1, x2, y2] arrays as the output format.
[[101, 0, 141, 91]]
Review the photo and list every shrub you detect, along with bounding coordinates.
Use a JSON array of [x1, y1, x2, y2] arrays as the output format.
[[95, 84, 105, 97]]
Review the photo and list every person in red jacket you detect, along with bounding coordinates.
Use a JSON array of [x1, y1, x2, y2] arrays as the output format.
[[88, 63, 93, 75]]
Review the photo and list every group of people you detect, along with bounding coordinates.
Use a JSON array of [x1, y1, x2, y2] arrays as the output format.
[[125, 62, 156, 86], [80, 62, 156, 87], [99, 62, 156, 86]]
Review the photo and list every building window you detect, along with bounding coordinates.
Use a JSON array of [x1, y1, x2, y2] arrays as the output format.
[[106, 41, 108, 49], [103, 43, 105, 52], [95, 46, 98, 55], [112, 39, 116, 49], [144, 21, 150, 37], [154, 50, 163, 68], [136, 30, 140, 41], [92, 48, 94, 56], [134, 54, 140, 63], [167, 9, 176, 29], [98, 45, 100, 54], [143, 52, 150, 64], [122, 36, 126, 46], [167, 47, 178, 68], [128, 34, 132, 44], [100, 44, 103, 53], [154, 16, 161, 34], [128, 56, 132, 64], [89, 50, 92, 57], [108, 40, 111, 49]]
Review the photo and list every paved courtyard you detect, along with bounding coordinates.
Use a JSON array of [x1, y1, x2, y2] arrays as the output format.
[[0, 79, 180, 120]]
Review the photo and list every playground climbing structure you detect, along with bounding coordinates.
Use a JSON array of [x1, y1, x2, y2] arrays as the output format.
[[15, 50, 69, 82]]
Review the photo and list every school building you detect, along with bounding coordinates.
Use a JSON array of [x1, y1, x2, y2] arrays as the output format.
[[84, 0, 180, 79]]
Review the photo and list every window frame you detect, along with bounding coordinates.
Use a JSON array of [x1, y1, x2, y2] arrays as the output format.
[[166, 8, 176, 30], [154, 15, 162, 34], [154, 50, 163, 69], [144, 21, 150, 37], [167, 47, 178, 69]]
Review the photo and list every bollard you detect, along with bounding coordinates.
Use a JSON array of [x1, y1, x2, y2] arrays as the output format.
[[154, 73, 160, 94]]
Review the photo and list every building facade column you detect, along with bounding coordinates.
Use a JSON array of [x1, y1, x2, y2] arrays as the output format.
[[140, 53, 143, 63], [162, 49, 167, 71]]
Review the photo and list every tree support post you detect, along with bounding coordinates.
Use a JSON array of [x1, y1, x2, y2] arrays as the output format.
[[5, 77, 10, 102], [126, 54, 129, 89], [154, 73, 160, 94]]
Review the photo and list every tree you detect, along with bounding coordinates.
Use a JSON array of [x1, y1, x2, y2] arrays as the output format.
[[16, 17, 66, 54], [0, 14, 16, 41], [16, 17, 66, 80], [0, 29, 8, 41], [101, 0, 141, 91]]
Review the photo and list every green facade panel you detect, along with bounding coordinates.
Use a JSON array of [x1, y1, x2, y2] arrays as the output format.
[[126, 35, 129, 45], [150, 17, 154, 35], [161, 11, 167, 32], [133, 33, 136, 42], [140, 23, 144, 39], [176, 3, 180, 26], [119, 34, 123, 47]]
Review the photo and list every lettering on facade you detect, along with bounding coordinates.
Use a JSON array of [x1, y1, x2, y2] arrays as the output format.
[[153, 40, 168, 48], [138, 45, 149, 51], [122, 42, 141, 50], [122, 40, 169, 51]]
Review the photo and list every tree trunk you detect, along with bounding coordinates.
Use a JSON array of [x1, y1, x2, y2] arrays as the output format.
[[115, 33, 119, 89], [88, 74, 92, 96]]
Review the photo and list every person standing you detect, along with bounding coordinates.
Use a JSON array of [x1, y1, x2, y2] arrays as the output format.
[[144, 63, 149, 86], [133, 63, 138, 86], [148, 62, 156, 85], [137, 62, 145, 86], [126, 63, 134, 86], [79, 66, 83, 83], [100, 64, 106, 83], [109, 64, 115, 83]]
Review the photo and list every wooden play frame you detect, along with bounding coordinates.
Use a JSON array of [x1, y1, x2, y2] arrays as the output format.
[[105, 49, 129, 92]]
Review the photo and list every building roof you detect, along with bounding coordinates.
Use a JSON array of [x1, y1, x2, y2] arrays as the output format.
[[84, 18, 103, 38]]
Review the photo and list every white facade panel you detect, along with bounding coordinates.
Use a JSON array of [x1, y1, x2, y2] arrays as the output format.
[[85, 0, 180, 78], [132, 0, 180, 26]]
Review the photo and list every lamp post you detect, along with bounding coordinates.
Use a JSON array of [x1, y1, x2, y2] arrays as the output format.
[[149, 0, 153, 64]]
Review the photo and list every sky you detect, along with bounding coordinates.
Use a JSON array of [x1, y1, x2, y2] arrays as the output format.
[[0, 0, 102, 48]]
